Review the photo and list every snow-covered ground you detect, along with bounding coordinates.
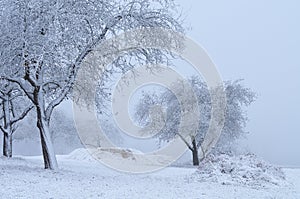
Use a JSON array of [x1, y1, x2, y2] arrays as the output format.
[[0, 149, 299, 199]]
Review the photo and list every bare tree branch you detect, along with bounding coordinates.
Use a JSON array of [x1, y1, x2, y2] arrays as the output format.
[[11, 105, 34, 125]]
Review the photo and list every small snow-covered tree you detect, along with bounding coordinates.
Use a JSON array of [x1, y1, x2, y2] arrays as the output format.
[[0, 0, 183, 169], [134, 77, 256, 165], [0, 80, 33, 157]]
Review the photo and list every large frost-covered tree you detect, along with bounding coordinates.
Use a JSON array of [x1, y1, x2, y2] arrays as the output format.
[[0, 0, 182, 169], [134, 77, 256, 165]]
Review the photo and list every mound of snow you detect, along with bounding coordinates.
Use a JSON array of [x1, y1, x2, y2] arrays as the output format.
[[67, 148, 97, 162], [66, 147, 175, 172], [193, 153, 287, 187], [67, 148, 143, 161]]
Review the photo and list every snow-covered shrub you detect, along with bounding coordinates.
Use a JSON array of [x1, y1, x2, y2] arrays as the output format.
[[193, 153, 287, 187]]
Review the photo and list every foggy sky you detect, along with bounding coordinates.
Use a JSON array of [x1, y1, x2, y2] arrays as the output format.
[[177, 0, 300, 166]]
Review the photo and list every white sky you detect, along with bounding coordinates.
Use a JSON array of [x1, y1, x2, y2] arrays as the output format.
[[176, 0, 300, 166]]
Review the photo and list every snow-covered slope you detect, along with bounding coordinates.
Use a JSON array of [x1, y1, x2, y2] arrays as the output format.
[[0, 150, 299, 199]]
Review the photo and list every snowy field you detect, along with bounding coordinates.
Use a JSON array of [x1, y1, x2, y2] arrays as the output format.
[[0, 149, 299, 199]]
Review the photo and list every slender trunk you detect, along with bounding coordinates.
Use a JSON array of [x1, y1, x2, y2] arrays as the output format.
[[3, 133, 12, 158], [192, 137, 199, 166], [35, 87, 58, 170], [2, 98, 12, 158]]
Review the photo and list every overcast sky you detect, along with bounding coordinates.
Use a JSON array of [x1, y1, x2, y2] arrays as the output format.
[[176, 0, 300, 166]]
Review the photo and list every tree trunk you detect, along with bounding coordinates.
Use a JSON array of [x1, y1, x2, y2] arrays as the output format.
[[36, 104, 58, 170], [192, 137, 199, 166], [2, 98, 12, 158], [37, 112, 58, 170], [3, 133, 12, 158]]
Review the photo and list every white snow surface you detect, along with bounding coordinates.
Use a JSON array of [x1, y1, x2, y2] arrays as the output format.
[[0, 149, 299, 199]]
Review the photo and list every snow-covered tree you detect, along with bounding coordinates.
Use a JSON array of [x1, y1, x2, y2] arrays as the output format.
[[134, 77, 256, 165], [0, 0, 183, 169], [0, 80, 33, 157]]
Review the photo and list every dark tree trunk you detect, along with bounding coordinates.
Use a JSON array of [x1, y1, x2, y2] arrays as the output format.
[[36, 107, 58, 170], [35, 88, 58, 170], [3, 133, 12, 158], [192, 137, 199, 166], [2, 98, 12, 158]]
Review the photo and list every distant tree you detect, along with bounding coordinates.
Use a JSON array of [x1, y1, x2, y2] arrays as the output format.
[[134, 77, 256, 165]]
